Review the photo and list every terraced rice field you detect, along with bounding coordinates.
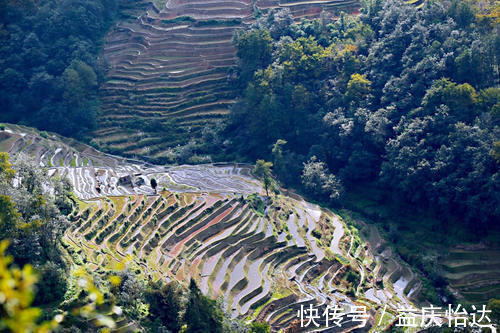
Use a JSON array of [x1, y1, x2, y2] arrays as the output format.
[[2, 125, 423, 332], [441, 248, 500, 303], [94, 0, 360, 160]]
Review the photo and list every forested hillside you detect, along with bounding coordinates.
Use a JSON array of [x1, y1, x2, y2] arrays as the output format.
[[1, 0, 500, 331], [0, 0, 139, 138], [222, 0, 500, 233], [90, 0, 359, 162]]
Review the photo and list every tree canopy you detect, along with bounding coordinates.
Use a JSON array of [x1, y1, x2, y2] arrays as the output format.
[[223, 0, 499, 232], [0, 0, 135, 139], [253, 160, 273, 197]]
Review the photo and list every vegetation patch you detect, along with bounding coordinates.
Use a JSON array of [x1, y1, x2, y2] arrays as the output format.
[[162, 16, 196, 24]]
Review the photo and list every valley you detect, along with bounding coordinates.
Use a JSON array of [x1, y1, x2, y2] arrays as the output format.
[[1, 124, 424, 332], [1, 0, 499, 331]]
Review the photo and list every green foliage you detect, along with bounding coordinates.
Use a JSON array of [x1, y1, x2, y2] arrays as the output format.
[[0, 195, 20, 242], [488, 298, 500, 324], [1, 232, 116, 332], [0, 152, 15, 181], [33, 262, 67, 306], [162, 16, 196, 24], [345, 269, 360, 287], [0, 240, 58, 333], [420, 277, 440, 305], [420, 78, 478, 122], [275, 36, 330, 82], [448, 0, 476, 27], [253, 160, 273, 197], [249, 321, 271, 333], [301, 156, 343, 202], [381, 93, 498, 230], [150, 178, 158, 192], [245, 193, 266, 214], [195, 19, 241, 27], [227, 0, 500, 233], [0, 0, 133, 139], [235, 29, 273, 83], [114, 270, 147, 320], [183, 279, 223, 333], [492, 142, 500, 163], [0, 153, 72, 267], [145, 281, 183, 332], [344, 73, 371, 104], [311, 228, 322, 240], [271, 139, 287, 176], [62, 60, 97, 108]]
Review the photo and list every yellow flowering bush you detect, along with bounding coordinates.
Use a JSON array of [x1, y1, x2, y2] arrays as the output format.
[[0, 240, 59, 333], [0, 240, 123, 333]]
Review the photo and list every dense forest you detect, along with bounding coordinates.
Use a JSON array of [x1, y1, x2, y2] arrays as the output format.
[[0, 0, 137, 139], [220, 0, 500, 234]]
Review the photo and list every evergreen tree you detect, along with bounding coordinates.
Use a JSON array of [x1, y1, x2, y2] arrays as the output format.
[[183, 279, 223, 333]]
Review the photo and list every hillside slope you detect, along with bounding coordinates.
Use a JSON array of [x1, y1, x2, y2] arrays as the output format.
[[93, 0, 359, 161], [1, 124, 425, 332]]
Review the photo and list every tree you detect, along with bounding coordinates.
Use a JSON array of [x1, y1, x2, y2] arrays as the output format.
[[253, 160, 273, 197], [0, 152, 15, 181], [448, 0, 476, 28], [62, 67, 86, 107], [0, 195, 20, 238], [71, 60, 97, 92], [301, 156, 343, 201], [264, 8, 294, 40], [271, 139, 287, 176], [145, 281, 182, 332], [492, 142, 500, 164], [235, 29, 273, 83], [421, 78, 478, 123], [33, 261, 67, 305], [344, 73, 371, 105], [488, 299, 500, 324], [150, 178, 158, 194], [0, 0, 121, 140], [0, 154, 71, 264], [115, 270, 145, 320], [226, 0, 500, 234], [380, 103, 499, 230], [183, 279, 223, 333]]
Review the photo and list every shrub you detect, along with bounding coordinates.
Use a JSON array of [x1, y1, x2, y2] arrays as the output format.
[[488, 299, 500, 324], [162, 16, 195, 24], [346, 269, 360, 286], [250, 322, 271, 333], [312, 228, 322, 239]]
